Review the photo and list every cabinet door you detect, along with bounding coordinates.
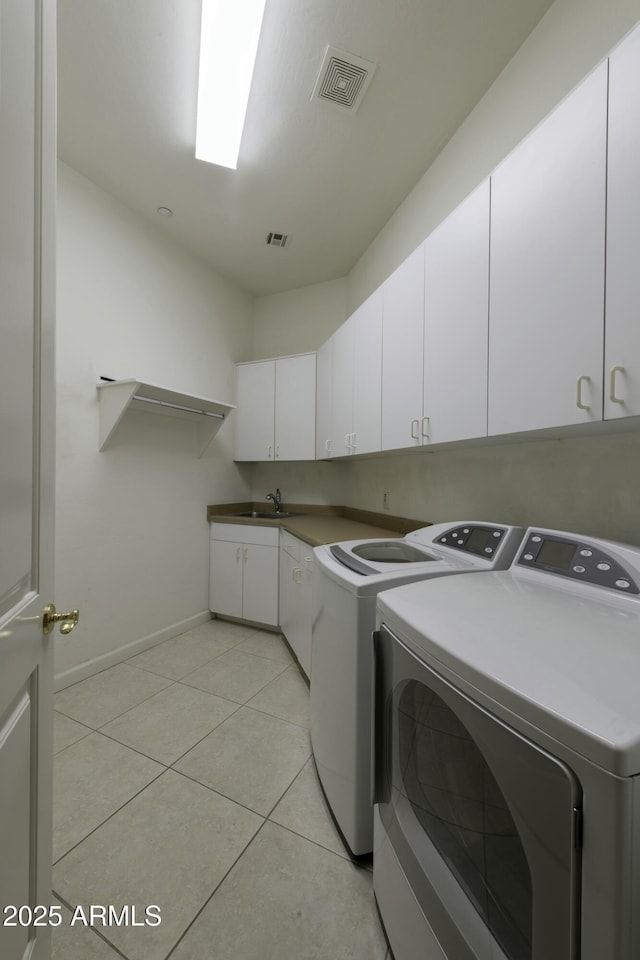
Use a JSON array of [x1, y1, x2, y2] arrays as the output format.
[[315, 338, 333, 459], [423, 180, 490, 444], [210, 539, 243, 618], [235, 361, 275, 460], [275, 354, 316, 460], [488, 63, 607, 435], [605, 24, 640, 419], [298, 553, 314, 678], [352, 288, 383, 456], [331, 316, 355, 456], [279, 548, 300, 652], [243, 544, 279, 626], [381, 244, 425, 450]]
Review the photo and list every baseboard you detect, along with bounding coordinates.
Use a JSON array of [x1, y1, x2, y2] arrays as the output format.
[[53, 611, 212, 692]]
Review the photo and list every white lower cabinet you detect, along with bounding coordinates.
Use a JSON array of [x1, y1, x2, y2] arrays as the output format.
[[209, 523, 279, 627], [279, 531, 313, 678]]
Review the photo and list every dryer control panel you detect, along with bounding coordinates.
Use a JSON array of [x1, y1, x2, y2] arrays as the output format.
[[433, 524, 507, 558], [516, 531, 640, 594]]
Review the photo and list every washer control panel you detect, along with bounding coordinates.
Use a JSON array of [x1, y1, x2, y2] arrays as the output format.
[[517, 531, 639, 593], [434, 525, 506, 558]]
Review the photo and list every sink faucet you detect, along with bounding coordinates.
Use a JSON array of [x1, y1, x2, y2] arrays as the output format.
[[265, 488, 282, 513]]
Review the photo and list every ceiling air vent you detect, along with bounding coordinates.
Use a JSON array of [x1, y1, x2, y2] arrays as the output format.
[[312, 46, 377, 113], [266, 232, 288, 247]]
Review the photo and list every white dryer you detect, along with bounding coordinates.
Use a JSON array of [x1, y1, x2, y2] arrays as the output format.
[[310, 520, 524, 856], [374, 527, 640, 960]]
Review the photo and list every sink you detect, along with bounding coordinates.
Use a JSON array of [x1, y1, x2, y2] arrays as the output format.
[[228, 511, 302, 520]]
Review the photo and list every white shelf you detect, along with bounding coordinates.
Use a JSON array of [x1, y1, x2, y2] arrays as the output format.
[[96, 379, 235, 457]]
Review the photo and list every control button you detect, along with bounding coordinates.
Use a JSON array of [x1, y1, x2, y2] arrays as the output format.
[[457, 539, 464, 545], [484, 547, 493, 554], [573, 565, 586, 574], [597, 562, 611, 572], [493, 530, 502, 537], [523, 553, 534, 561], [440, 537, 448, 542], [580, 549, 593, 557], [450, 531, 458, 538], [615, 579, 631, 590], [532, 535, 542, 543], [463, 528, 470, 534]]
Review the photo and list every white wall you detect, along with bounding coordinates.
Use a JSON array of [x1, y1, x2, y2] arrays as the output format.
[[55, 163, 253, 687], [251, 277, 347, 360]]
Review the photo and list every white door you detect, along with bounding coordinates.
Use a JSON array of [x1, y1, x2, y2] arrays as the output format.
[[605, 23, 640, 419], [1, 1, 57, 959], [381, 244, 425, 450], [488, 63, 607, 435], [423, 179, 490, 444], [352, 288, 383, 456]]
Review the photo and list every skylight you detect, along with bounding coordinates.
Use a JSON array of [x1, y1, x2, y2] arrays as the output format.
[[195, 0, 267, 170]]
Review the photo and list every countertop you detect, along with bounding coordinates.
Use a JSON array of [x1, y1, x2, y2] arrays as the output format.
[[206, 502, 428, 548]]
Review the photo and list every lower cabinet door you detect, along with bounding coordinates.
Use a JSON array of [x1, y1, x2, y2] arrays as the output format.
[[210, 539, 243, 618], [243, 544, 279, 626]]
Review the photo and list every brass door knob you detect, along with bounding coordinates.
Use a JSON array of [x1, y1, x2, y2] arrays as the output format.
[[42, 603, 79, 636]]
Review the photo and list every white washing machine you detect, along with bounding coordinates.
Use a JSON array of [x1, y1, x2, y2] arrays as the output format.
[[374, 527, 640, 960], [310, 520, 524, 857]]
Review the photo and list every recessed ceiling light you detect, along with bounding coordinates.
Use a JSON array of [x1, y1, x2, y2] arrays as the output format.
[[157, 206, 173, 217], [195, 0, 267, 170]]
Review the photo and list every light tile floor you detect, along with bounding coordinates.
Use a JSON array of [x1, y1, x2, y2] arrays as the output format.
[[52, 618, 390, 960]]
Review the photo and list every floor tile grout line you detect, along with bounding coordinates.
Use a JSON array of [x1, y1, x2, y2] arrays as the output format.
[[166, 765, 278, 822], [93, 679, 245, 744], [237, 699, 311, 732], [53, 727, 94, 758], [52, 889, 133, 960], [55, 676, 177, 731], [162, 817, 272, 960], [97, 697, 246, 769], [52, 766, 167, 867]]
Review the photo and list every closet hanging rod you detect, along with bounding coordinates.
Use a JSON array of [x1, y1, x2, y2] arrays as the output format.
[[132, 395, 225, 419]]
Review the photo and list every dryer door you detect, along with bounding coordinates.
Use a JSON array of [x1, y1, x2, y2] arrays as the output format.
[[374, 625, 581, 960]]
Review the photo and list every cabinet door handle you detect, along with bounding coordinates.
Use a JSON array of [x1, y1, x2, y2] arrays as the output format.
[[276, 444, 280, 458], [267, 444, 273, 459], [344, 433, 351, 451], [350, 432, 356, 450], [609, 365, 625, 404], [421, 416, 430, 439], [243, 546, 248, 563], [325, 439, 332, 454], [576, 375, 591, 410], [236, 546, 241, 562], [410, 418, 420, 439], [304, 556, 313, 563], [294, 567, 302, 584]]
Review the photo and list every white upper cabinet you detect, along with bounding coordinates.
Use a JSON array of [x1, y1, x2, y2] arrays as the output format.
[[488, 62, 608, 435], [323, 289, 383, 458], [274, 353, 316, 460], [605, 24, 640, 420], [381, 244, 425, 450], [315, 337, 333, 458], [235, 360, 276, 460], [423, 179, 490, 444], [351, 288, 383, 456], [235, 354, 316, 461], [331, 316, 355, 457]]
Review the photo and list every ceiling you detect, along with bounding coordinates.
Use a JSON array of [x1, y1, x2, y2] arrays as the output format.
[[57, 0, 553, 297]]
